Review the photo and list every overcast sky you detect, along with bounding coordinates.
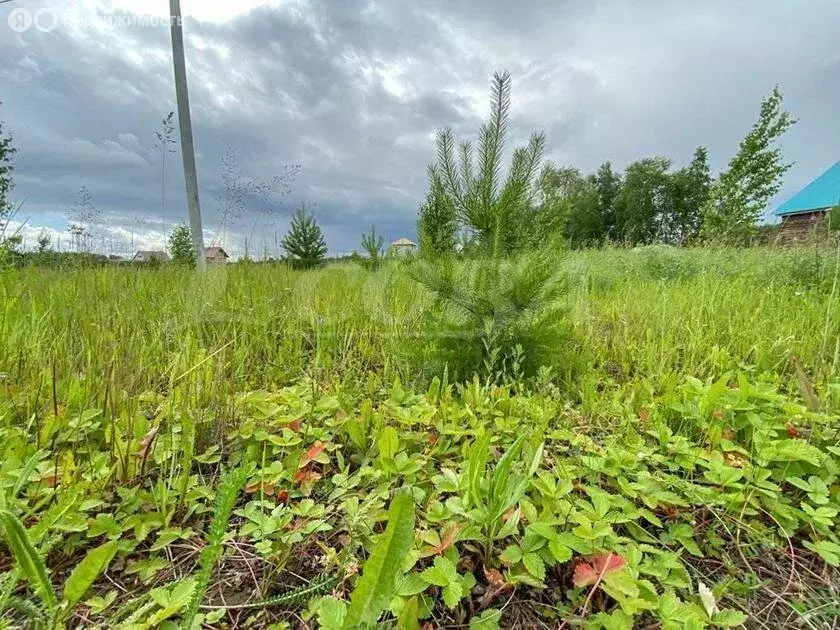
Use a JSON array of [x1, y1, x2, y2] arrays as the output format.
[[2, 0, 839, 256]]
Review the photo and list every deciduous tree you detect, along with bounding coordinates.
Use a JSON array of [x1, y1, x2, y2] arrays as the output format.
[[701, 88, 795, 242], [0, 103, 16, 235], [168, 224, 196, 266], [664, 146, 711, 245], [613, 157, 671, 245]]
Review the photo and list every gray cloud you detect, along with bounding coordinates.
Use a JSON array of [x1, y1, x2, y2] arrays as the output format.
[[1, 0, 840, 256]]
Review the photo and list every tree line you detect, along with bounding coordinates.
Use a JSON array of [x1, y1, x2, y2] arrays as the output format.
[[0, 77, 801, 270], [418, 75, 796, 255]]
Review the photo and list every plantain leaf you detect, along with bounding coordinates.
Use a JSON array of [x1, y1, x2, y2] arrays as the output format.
[[467, 433, 491, 509], [12, 451, 44, 500], [0, 510, 57, 612], [345, 490, 416, 628], [62, 540, 118, 610]]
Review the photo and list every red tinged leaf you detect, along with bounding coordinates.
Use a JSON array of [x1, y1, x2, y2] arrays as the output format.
[[573, 562, 598, 588], [573, 553, 627, 588], [41, 473, 60, 488], [432, 523, 460, 555], [786, 423, 800, 438], [293, 468, 322, 485], [483, 565, 506, 587], [281, 419, 302, 432], [426, 432, 440, 445], [245, 480, 276, 496], [479, 564, 511, 608], [298, 441, 326, 469]]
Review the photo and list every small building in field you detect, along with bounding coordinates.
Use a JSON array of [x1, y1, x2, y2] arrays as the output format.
[[205, 246, 229, 265], [775, 161, 840, 243], [390, 238, 417, 255], [132, 250, 170, 263]]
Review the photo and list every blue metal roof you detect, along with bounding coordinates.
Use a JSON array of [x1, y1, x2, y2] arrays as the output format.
[[775, 160, 840, 216]]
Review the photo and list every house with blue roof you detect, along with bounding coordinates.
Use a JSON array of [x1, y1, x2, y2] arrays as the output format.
[[775, 160, 840, 242]]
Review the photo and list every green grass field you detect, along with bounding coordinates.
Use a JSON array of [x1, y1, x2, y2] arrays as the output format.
[[1, 245, 839, 628]]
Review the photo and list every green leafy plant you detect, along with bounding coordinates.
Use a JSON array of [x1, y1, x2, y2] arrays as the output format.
[[412, 249, 573, 381], [168, 224, 196, 266], [701, 87, 796, 243], [0, 509, 118, 627], [344, 489, 416, 627], [419, 556, 475, 609], [182, 465, 249, 627]]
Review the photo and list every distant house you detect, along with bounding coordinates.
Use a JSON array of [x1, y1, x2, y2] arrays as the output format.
[[132, 250, 170, 263], [775, 161, 840, 243], [390, 238, 417, 255], [205, 246, 229, 265]]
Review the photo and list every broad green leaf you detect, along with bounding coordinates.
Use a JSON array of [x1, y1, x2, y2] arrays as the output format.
[[441, 581, 463, 609], [759, 440, 822, 466], [713, 609, 748, 627], [62, 540, 118, 609], [602, 569, 639, 600], [803, 540, 840, 566], [12, 451, 43, 499], [0, 510, 57, 612], [522, 552, 545, 581], [421, 556, 456, 587], [526, 442, 545, 477], [548, 540, 572, 563], [345, 490, 416, 627], [378, 426, 399, 461], [317, 596, 347, 630], [470, 608, 502, 630], [488, 436, 525, 509], [498, 545, 522, 565], [397, 595, 420, 630], [395, 572, 429, 597], [467, 433, 491, 509]]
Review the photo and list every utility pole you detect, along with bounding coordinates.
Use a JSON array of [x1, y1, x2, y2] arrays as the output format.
[[169, 0, 206, 269]]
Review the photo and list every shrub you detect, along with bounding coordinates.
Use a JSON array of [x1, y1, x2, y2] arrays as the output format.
[[411, 249, 574, 382]]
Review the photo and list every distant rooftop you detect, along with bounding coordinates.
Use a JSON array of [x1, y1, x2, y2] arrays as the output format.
[[133, 250, 169, 261], [391, 238, 417, 247], [775, 160, 840, 216]]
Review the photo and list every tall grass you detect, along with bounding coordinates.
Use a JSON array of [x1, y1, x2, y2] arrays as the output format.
[[1, 245, 838, 418]]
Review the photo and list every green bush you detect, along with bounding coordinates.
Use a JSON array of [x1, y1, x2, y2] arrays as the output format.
[[411, 249, 575, 383]]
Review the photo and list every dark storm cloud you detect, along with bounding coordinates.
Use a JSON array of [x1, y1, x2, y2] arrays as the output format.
[[1, 0, 840, 255]]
